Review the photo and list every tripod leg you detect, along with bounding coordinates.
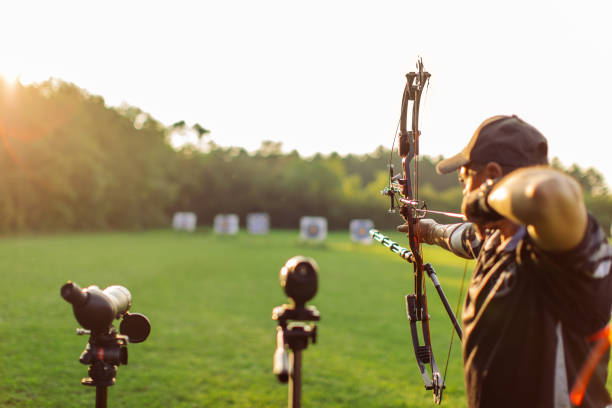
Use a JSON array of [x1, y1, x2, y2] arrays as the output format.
[[96, 386, 107, 408], [289, 349, 302, 408], [274, 326, 290, 382]]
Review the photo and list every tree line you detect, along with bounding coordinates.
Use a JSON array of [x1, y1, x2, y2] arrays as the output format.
[[1, 79, 610, 234]]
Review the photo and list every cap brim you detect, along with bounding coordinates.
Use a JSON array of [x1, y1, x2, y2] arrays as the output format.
[[435, 152, 470, 175]]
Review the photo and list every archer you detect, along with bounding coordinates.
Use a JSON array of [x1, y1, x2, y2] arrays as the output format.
[[399, 115, 612, 407]]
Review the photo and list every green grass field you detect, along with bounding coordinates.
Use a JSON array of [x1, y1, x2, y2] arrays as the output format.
[[0, 229, 608, 407]]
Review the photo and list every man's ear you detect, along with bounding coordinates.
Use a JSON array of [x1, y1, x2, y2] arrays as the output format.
[[484, 162, 503, 180]]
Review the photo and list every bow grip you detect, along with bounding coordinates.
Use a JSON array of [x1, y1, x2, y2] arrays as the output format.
[[399, 130, 412, 157]]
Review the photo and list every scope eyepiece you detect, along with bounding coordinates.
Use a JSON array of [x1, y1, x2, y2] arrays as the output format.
[[61, 281, 88, 306], [279, 256, 318, 308]]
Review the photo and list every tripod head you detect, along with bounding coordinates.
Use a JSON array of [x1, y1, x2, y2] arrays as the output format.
[[61, 281, 151, 390]]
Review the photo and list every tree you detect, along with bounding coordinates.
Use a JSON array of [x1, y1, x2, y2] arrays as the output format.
[[192, 123, 210, 150]]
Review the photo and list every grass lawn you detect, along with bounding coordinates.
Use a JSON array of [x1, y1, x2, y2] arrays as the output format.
[[0, 229, 608, 407]]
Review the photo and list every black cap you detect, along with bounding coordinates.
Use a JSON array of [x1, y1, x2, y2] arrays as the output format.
[[435, 115, 549, 174]]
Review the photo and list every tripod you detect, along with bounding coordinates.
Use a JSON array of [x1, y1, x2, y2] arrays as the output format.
[[272, 305, 320, 408], [77, 328, 128, 408]]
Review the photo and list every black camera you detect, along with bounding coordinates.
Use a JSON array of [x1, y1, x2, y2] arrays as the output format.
[[279, 256, 318, 309]]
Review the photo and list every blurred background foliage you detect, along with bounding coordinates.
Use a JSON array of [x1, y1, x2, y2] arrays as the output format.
[[1, 78, 610, 234]]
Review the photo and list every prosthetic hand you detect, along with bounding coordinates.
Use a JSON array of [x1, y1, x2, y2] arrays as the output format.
[[397, 218, 477, 259], [397, 218, 463, 248], [397, 218, 439, 245]]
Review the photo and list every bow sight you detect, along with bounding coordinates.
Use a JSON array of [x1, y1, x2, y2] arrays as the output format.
[[61, 281, 151, 408]]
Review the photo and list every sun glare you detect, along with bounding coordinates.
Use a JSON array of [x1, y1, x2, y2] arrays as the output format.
[[0, 68, 21, 85], [0, 66, 41, 87]]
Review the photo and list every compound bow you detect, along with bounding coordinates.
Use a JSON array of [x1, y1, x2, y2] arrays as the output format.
[[376, 58, 455, 404]]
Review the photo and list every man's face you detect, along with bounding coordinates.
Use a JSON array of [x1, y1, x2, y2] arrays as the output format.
[[459, 164, 487, 197], [459, 162, 516, 237], [459, 163, 490, 237]]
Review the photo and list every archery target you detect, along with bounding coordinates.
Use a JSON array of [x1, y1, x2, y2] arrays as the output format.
[[300, 216, 327, 241], [350, 219, 374, 244], [172, 212, 183, 230], [214, 214, 239, 235], [247, 212, 270, 235], [172, 212, 197, 232]]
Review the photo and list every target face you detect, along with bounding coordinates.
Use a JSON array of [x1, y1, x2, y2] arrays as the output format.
[[246, 213, 270, 235], [214, 214, 239, 235], [172, 212, 197, 232], [300, 216, 327, 241], [307, 225, 320, 236], [350, 219, 374, 244]]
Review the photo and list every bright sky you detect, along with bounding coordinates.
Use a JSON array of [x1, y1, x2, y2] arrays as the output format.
[[2, 1, 611, 184]]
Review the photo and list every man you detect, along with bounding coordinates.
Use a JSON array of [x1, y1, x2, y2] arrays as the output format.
[[398, 115, 612, 407]]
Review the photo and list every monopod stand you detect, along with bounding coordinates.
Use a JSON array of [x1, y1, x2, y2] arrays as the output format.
[[272, 305, 320, 408]]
